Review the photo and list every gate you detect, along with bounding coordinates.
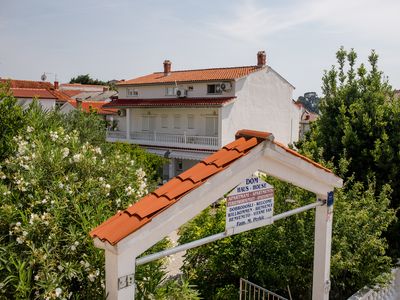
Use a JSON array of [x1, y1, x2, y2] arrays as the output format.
[[239, 278, 288, 300]]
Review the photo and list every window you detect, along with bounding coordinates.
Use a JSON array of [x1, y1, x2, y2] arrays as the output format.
[[205, 116, 218, 136], [165, 87, 177, 96], [142, 116, 156, 131], [187, 114, 194, 129], [161, 114, 168, 128], [127, 88, 139, 97], [177, 159, 183, 171], [207, 84, 222, 94], [174, 114, 181, 129]]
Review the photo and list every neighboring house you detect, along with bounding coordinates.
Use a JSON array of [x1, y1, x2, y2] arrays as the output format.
[[60, 100, 118, 127], [0, 79, 72, 110], [104, 51, 299, 179], [294, 101, 319, 139], [60, 83, 117, 102]]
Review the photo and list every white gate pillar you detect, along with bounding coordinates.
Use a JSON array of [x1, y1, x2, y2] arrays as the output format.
[[105, 250, 136, 300], [312, 193, 333, 300], [126, 108, 131, 140]]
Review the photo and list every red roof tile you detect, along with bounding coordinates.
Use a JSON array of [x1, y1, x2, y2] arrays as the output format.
[[90, 129, 333, 246], [117, 66, 264, 86], [68, 100, 118, 115], [90, 131, 267, 245], [103, 97, 235, 108], [11, 88, 58, 99], [0, 79, 53, 89]]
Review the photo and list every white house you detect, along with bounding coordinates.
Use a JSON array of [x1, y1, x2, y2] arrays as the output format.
[[0, 79, 71, 110], [104, 51, 299, 179]]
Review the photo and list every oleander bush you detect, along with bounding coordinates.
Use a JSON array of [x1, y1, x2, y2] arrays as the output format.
[[0, 88, 174, 299]]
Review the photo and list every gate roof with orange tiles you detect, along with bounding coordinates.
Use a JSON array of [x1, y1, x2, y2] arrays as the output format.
[[90, 129, 335, 246]]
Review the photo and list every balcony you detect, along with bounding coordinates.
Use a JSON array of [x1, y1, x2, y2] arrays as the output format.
[[106, 131, 219, 150]]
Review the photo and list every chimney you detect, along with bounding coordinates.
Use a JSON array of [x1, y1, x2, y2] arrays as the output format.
[[76, 98, 82, 109], [163, 60, 172, 76], [54, 81, 59, 89], [257, 51, 266, 67]]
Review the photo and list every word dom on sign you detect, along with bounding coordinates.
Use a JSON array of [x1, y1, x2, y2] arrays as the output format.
[[226, 175, 274, 231]]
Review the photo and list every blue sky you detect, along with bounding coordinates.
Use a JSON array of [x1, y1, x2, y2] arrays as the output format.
[[1, 0, 399, 97]]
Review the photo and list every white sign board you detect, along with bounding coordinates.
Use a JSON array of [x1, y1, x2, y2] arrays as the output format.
[[226, 175, 274, 233]]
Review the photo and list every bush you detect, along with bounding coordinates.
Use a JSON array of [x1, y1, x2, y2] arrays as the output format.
[[0, 98, 166, 298]]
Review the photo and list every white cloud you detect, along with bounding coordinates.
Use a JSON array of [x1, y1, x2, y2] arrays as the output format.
[[209, 0, 400, 42]]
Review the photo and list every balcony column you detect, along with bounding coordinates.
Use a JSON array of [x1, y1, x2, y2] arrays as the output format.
[[168, 158, 175, 179], [312, 193, 333, 300], [126, 108, 131, 140]]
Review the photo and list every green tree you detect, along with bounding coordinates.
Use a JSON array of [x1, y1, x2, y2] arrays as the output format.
[[0, 82, 26, 161], [179, 48, 397, 299], [297, 47, 400, 257], [179, 176, 395, 299], [69, 74, 107, 86], [297, 92, 321, 113], [0, 89, 191, 298]]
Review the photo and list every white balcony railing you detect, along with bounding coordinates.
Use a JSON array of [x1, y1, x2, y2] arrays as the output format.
[[106, 130, 219, 150]]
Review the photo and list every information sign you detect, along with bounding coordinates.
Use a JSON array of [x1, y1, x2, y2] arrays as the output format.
[[226, 175, 274, 232]]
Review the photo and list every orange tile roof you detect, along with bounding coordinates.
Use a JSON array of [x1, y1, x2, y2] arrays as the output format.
[[62, 90, 83, 97], [0, 79, 53, 89], [90, 129, 333, 246], [68, 100, 118, 115], [117, 66, 264, 86], [11, 88, 57, 99], [1, 79, 73, 102], [103, 97, 235, 108]]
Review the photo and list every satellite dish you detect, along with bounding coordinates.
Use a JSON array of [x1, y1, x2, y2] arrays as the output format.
[[41, 73, 47, 81]]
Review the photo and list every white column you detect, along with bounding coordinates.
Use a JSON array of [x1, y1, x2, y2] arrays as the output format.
[[312, 194, 333, 300], [105, 250, 136, 300], [126, 108, 131, 140], [168, 158, 175, 179]]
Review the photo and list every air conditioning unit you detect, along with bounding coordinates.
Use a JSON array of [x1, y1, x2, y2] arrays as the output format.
[[176, 88, 187, 98], [220, 82, 232, 92], [118, 109, 126, 117]]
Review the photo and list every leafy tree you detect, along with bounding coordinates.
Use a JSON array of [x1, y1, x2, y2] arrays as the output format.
[[179, 47, 397, 299], [0, 82, 26, 161], [0, 88, 193, 298], [297, 47, 400, 257], [69, 74, 107, 86], [179, 176, 395, 300], [297, 92, 321, 113]]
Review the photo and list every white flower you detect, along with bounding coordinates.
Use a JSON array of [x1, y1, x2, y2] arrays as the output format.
[[72, 153, 82, 163], [49, 131, 59, 142], [16, 237, 24, 244], [62, 148, 70, 158], [42, 199, 47, 204], [16, 222, 21, 227], [55, 287, 62, 297], [58, 265, 64, 271], [58, 183, 64, 189], [34, 275, 40, 281], [22, 231, 28, 236], [70, 245, 76, 251], [94, 147, 102, 155], [125, 186, 134, 196], [26, 126, 34, 133]]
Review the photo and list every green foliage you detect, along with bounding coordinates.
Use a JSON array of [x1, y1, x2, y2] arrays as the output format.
[[0, 93, 167, 298], [297, 47, 400, 257], [69, 74, 106, 86], [179, 176, 395, 299], [297, 92, 320, 113], [0, 83, 26, 161], [69, 74, 117, 90]]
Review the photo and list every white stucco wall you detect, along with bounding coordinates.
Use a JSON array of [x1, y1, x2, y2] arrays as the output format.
[[17, 98, 56, 111], [117, 82, 235, 99], [126, 107, 219, 136], [221, 67, 297, 146]]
